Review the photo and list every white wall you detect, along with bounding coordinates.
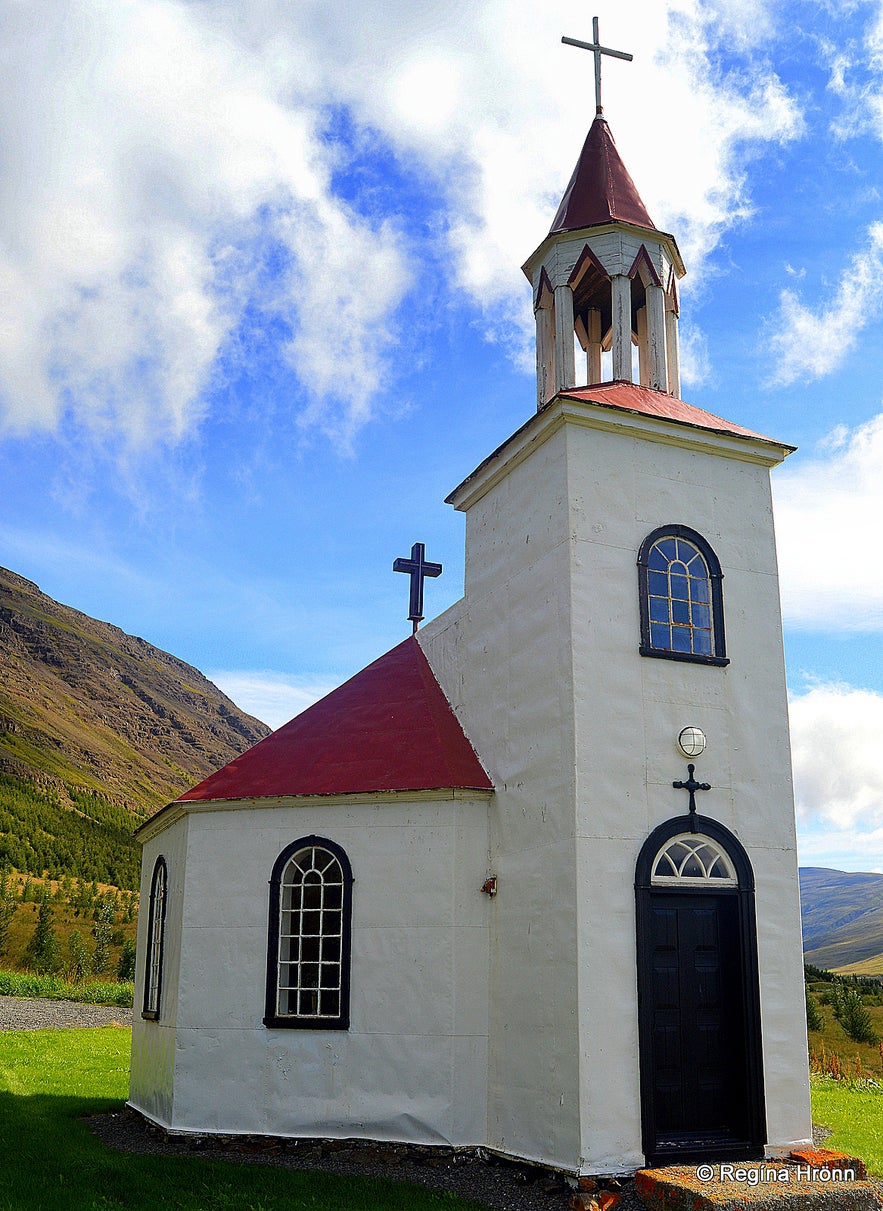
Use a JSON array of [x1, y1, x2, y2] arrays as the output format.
[[129, 813, 188, 1127], [130, 795, 491, 1145], [422, 425, 584, 1172], [565, 419, 811, 1165]]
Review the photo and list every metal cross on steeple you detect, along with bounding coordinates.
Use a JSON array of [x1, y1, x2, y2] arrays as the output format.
[[672, 763, 711, 831], [393, 542, 442, 634], [562, 16, 633, 116]]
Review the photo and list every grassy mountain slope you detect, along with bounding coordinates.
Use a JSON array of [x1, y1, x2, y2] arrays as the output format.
[[0, 566, 270, 887], [800, 866, 883, 972]]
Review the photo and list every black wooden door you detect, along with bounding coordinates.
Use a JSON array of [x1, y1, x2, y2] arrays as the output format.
[[647, 893, 749, 1151]]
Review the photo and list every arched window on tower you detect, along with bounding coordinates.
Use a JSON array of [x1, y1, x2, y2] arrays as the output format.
[[264, 836, 353, 1030], [142, 856, 167, 1020], [637, 525, 728, 666]]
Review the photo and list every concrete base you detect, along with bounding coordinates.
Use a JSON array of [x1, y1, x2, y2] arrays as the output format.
[[635, 1151, 881, 1211]]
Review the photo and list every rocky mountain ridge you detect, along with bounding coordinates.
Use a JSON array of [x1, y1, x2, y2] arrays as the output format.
[[0, 565, 270, 886]]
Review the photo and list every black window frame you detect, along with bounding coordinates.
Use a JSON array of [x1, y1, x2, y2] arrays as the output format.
[[637, 524, 728, 667], [141, 855, 167, 1021], [264, 835, 353, 1031]]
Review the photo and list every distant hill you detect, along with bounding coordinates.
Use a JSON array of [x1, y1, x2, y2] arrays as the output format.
[[800, 866, 883, 973], [0, 566, 270, 888]]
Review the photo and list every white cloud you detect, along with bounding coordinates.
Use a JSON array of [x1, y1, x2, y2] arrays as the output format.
[[0, 0, 411, 451], [678, 320, 712, 388], [790, 683, 883, 871], [767, 223, 883, 386], [0, 0, 802, 451], [774, 411, 883, 629], [208, 669, 339, 730], [797, 823, 883, 873]]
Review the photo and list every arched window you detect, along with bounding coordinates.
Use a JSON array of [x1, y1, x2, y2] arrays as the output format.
[[264, 836, 353, 1030], [637, 525, 728, 666], [650, 833, 737, 886], [142, 856, 167, 1021]]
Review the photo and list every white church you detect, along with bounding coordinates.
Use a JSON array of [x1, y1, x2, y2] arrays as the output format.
[[129, 40, 812, 1174]]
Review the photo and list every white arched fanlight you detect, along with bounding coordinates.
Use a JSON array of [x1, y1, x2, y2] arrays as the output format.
[[650, 833, 737, 887]]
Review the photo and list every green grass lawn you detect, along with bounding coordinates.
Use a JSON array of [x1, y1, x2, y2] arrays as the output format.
[[8, 1023, 883, 1207], [811, 1075, 883, 1175], [0, 1027, 488, 1211]]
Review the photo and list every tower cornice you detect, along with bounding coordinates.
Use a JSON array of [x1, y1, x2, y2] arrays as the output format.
[[447, 385, 794, 513], [522, 220, 685, 287]]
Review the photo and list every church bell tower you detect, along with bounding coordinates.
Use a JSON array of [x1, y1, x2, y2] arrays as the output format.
[[523, 116, 684, 405]]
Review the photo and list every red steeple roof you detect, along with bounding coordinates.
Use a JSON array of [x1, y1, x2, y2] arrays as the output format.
[[549, 116, 655, 235], [179, 637, 493, 802]]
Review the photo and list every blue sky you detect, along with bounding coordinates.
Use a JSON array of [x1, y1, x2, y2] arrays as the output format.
[[3, 0, 883, 870]]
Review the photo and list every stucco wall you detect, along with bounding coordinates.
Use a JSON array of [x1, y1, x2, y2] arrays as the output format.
[[132, 796, 490, 1144], [422, 425, 584, 1172], [565, 420, 811, 1166], [129, 813, 188, 1127]]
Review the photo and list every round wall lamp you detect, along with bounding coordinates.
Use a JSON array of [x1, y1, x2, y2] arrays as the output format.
[[677, 725, 707, 759]]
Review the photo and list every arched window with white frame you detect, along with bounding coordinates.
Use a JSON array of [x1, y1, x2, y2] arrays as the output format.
[[142, 856, 167, 1021], [264, 836, 353, 1031]]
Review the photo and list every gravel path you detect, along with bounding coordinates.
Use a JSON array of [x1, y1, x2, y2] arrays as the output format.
[[0, 994, 132, 1031]]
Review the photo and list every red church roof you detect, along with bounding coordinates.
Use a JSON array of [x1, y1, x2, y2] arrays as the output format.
[[549, 116, 655, 235], [560, 382, 791, 447], [179, 637, 493, 802]]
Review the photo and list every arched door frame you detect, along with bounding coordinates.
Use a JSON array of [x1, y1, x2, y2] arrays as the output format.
[[635, 813, 766, 1166]]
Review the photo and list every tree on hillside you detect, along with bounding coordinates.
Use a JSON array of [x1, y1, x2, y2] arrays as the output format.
[[0, 868, 16, 957], [805, 988, 824, 1032], [117, 939, 136, 982], [67, 932, 90, 984], [838, 987, 877, 1044], [91, 897, 115, 975], [23, 889, 60, 974], [828, 979, 877, 1044]]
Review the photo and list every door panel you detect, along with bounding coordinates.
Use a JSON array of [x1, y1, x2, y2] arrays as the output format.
[[647, 894, 747, 1147]]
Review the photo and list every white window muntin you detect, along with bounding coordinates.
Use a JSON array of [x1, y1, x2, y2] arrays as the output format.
[[650, 832, 737, 887], [277, 845, 344, 1019]]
